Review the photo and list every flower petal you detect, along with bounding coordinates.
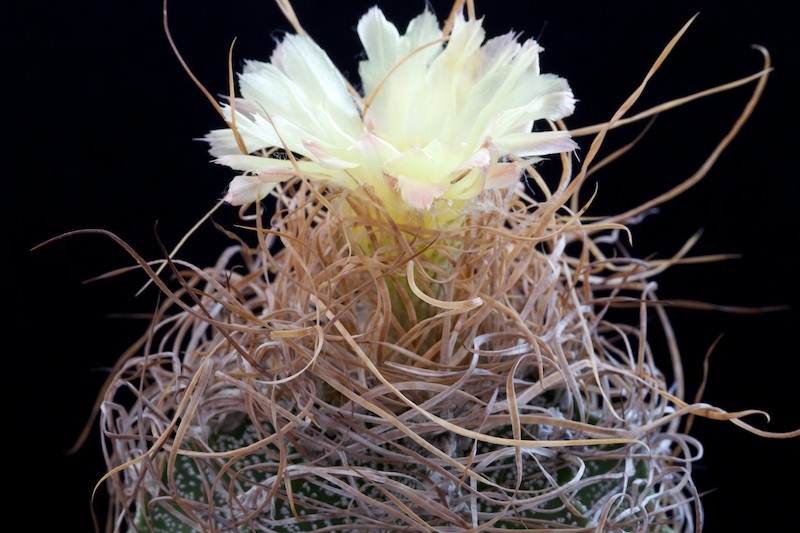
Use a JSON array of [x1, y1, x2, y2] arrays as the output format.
[[269, 36, 362, 133], [238, 64, 360, 151], [217, 155, 359, 205], [221, 152, 348, 181], [489, 75, 576, 137], [462, 40, 545, 141], [444, 169, 485, 200], [455, 148, 491, 172], [204, 105, 281, 158], [406, 17, 485, 145], [395, 174, 450, 210], [302, 140, 360, 170], [223, 175, 280, 205], [485, 162, 523, 189], [358, 7, 443, 146], [494, 130, 578, 157], [357, 7, 441, 95], [357, 7, 402, 93]]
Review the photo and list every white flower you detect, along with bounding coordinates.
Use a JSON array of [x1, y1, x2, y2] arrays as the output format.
[[205, 6, 577, 217]]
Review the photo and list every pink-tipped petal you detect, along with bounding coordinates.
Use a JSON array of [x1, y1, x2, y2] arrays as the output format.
[[395, 175, 450, 210], [456, 148, 491, 171], [485, 162, 522, 189], [223, 175, 278, 205]]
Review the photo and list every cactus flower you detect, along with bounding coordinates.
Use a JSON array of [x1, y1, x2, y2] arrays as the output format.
[[206, 6, 577, 219]]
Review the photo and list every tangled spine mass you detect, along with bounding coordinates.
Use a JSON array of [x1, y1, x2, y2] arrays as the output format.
[[92, 4, 785, 532], [98, 170, 739, 531]]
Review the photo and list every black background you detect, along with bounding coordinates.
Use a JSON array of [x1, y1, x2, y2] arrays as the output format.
[[5, 1, 798, 531]]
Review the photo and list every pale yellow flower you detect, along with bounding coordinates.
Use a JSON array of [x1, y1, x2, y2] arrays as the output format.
[[206, 6, 577, 217]]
